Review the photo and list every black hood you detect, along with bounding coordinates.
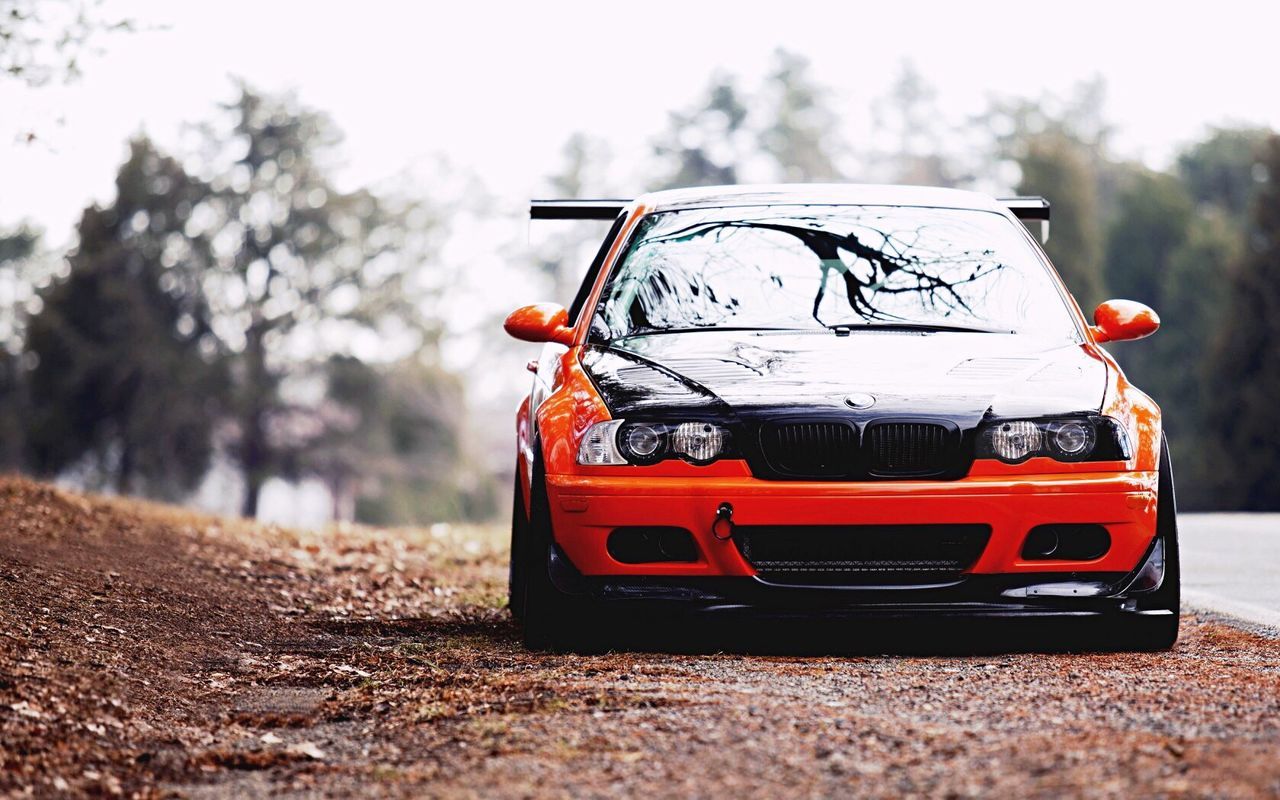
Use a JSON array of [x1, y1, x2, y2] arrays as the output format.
[[581, 329, 1106, 429]]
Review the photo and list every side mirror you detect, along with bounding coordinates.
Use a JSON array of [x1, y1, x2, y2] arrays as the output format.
[[503, 303, 574, 345], [1090, 299, 1160, 343]]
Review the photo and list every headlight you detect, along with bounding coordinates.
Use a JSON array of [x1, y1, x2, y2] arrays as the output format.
[[577, 419, 733, 466], [577, 420, 627, 465], [976, 416, 1130, 464], [670, 422, 727, 463], [623, 424, 663, 461], [985, 420, 1043, 462], [1047, 420, 1095, 457]]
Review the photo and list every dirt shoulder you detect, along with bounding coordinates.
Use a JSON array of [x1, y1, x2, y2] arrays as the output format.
[[2, 476, 1279, 798]]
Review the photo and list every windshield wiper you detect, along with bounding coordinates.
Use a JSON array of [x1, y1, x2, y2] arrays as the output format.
[[825, 322, 1014, 335]]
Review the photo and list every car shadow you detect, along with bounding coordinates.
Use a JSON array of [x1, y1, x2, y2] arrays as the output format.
[[309, 612, 1168, 658]]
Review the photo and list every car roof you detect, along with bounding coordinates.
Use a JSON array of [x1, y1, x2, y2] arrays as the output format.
[[634, 183, 1008, 214]]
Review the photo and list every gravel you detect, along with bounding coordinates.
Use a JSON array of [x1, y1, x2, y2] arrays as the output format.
[[2, 476, 1279, 798]]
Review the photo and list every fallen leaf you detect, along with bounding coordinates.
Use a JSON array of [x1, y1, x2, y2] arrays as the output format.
[[287, 741, 326, 760]]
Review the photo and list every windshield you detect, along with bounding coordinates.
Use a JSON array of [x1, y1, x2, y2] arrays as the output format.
[[589, 205, 1080, 341]]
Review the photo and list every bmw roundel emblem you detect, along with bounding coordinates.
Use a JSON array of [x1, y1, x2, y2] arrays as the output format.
[[844, 392, 876, 409]]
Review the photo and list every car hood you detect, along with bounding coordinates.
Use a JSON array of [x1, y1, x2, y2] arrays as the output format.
[[581, 330, 1107, 427]]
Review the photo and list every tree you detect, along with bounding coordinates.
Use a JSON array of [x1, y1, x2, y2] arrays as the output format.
[[871, 62, 958, 186], [1104, 170, 1194, 307], [1100, 169, 1223, 502], [197, 84, 429, 517], [24, 138, 224, 496], [978, 80, 1117, 307], [0, 0, 133, 88], [759, 50, 842, 182], [309, 355, 472, 524], [1016, 133, 1107, 308], [536, 133, 614, 303], [1156, 213, 1239, 507], [0, 225, 40, 341], [652, 51, 845, 191], [652, 76, 751, 189], [1178, 127, 1271, 218], [1207, 135, 1280, 509], [0, 225, 40, 470]]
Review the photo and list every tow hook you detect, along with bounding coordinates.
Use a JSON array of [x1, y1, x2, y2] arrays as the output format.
[[712, 502, 736, 541]]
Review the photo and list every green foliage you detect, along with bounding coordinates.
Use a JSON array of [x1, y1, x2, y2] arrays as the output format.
[[1016, 134, 1107, 308], [653, 76, 750, 189], [1104, 169, 1194, 306], [1177, 127, 1271, 217], [0, 0, 133, 88], [872, 62, 957, 186], [24, 138, 224, 496], [652, 50, 845, 190], [0, 225, 41, 470], [198, 83, 433, 516], [312, 355, 492, 524], [759, 50, 842, 182], [1101, 169, 1234, 506], [0, 350, 26, 470], [0, 224, 41, 350], [1206, 135, 1280, 509], [536, 134, 614, 304]]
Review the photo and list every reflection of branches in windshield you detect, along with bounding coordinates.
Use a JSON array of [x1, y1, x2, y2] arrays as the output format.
[[644, 216, 1007, 325]]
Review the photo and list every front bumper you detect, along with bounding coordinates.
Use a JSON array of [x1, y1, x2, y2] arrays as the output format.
[[546, 468, 1159, 582]]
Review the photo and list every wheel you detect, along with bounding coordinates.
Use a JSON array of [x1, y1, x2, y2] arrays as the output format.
[[507, 472, 528, 623], [518, 449, 601, 652], [1120, 435, 1181, 651]]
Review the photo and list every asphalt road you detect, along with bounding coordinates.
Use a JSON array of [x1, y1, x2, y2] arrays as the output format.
[[1181, 512, 1280, 631]]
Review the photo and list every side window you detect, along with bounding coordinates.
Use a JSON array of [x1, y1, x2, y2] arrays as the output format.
[[567, 213, 627, 325]]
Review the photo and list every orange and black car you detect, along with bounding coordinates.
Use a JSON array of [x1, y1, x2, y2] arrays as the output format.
[[504, 185, 1178, 652]]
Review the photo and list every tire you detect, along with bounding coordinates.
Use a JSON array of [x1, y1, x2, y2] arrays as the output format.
[[507, 472, 528, 623], [518, 450, 600, 652], [1120, 435, 1181, 651]]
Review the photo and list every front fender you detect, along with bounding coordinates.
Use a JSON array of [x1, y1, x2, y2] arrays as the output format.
[[533, 348, 612, 476]]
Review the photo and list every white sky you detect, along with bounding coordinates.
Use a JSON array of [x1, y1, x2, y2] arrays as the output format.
[[3, 0, 1279, 242]]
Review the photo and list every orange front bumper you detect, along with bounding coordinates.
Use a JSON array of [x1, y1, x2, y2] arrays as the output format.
[[545, 467, 1158, 578]]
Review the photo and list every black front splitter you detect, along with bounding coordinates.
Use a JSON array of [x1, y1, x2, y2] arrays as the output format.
[[557, 571, 1167, 620]]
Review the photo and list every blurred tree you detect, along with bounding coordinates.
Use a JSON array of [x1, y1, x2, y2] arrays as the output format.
[[652, 50, 849, 190], [1156, 213, 1239, 507], [1178, 127, 1271, 217], [1, 0, 135, 145], [652, 76, 751, 189], [1206, 135, 1280, 510], [979, 80, 1116, 307], [1016, 133, 1107, 308], [0, 349, 23, 469], [759, 50, 842, 182], [0, 226, 40, 470], [23, 138, 224, 496], [872, 62, 957, 186], [537, 133, 614, 303], [198, 84, 431, 517], [0, 0, 133, 87], [1104, 170, 1194, 307], [309, 355, 472, 524], [0, 224, 40, 352], [1100, 169, 1222, 502]]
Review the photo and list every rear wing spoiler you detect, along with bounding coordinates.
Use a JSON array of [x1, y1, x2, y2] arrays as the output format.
[[530, 199, 629, 220], [997, 196, 1050, 243], [530, 195, 1051, 242]]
